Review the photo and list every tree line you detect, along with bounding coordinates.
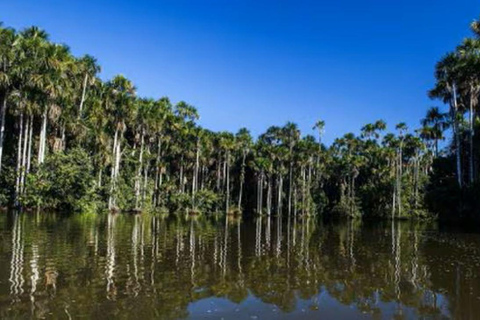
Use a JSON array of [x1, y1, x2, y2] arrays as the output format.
[[1, 17, 479, 220], [424, 15, 480, 219]]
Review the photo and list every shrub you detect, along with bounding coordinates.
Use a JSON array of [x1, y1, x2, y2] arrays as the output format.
[[21, 148, 99, 213]]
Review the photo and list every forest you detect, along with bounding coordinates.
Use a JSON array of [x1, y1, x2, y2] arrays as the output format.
[[1, 16, 480, 222]]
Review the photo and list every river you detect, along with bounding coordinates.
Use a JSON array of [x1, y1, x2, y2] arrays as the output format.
[[0, 212, 479, 319]]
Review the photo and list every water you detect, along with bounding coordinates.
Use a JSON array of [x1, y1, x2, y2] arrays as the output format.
[[0, 213, 479, 319]]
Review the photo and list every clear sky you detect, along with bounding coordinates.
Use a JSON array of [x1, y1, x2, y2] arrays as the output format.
[[1, 0, 478, 144]]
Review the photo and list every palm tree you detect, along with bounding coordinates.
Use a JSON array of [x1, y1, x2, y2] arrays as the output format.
[[457, 38, 480, 183], [472, 16, 480, 38], [0, 23, 17, 174], [283, 122, 300, 218], [429, 52, 463, 188], [235, 128, 252, 211], [77, 55, 100, 118], [395, 123, 408, 217], [421, 107, 448, 157], [219, 131, 235, 213], [313, 120, 325, 144], [106, 75, 136, 210]]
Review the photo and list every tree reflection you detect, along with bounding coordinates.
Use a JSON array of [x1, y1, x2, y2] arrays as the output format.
[[2, 213, 478, 318]]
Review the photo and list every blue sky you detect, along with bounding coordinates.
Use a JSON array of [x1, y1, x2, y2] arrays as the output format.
[[1, 0, 478, 144]]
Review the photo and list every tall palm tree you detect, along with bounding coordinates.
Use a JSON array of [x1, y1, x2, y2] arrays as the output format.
[[457, 38, 480, 183], [106, 75, 136, 210], [283, 122, 300, 218], [471, 16, 480, 38], [235, 128, 252, 211], [0, 23, 17, 174], [77, 55, 100, 118], [429, 52, 463, 188], [421, 107, 448, 157]]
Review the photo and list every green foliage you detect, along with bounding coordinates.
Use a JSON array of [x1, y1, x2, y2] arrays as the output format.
[[3, 18, 480, 222], [170, 190, 220, 215], [21, 148, 99, 212]]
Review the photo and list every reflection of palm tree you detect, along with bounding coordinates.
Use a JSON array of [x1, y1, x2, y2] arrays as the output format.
[[9, 213, 24, 299], [106, 213, 117, 300], [190, 219, 196, 287], [30, 243, 39, 314]]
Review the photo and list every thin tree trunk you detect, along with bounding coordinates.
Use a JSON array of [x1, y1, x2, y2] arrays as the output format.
[[15, 113, 24, 206], [154, 137, 162, 207], [143, 150, 149, 204], [223, 156, 227, 192], [266, 176, 272, 216], [259, 172, 264, 214], [115, 132, 122, 179], [237, 151, 246, 210], [38, 108, 48, 165], [26, 115, 33, 174], [98, 169, 103, 188], [109, 128, 119, 209], [60, 125, 66, 151], [135, 131, 145, 208], [20, 115, 29, 194], [192, 138, 200, 200], [225, 151, 230, 213], [452, 83, 462, 188], [302, 166, 306, 215], [288, 155, 293, 218], [216, 156, 221, 192], [257, 174, 261, 214], [78, 73, 88, 117], [179, 155, 184, 193], [0, 92, 7, 173], [392, 159, 396, 219], [277, 175, 283, 214], [397, 148, 402, 217], [469, 86, 474, 184]]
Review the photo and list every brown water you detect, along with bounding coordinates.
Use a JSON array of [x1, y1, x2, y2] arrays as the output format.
[[0, 213, 479, 319]]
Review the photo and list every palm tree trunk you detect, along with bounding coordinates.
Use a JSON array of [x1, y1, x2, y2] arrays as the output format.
[[398, 149, 402, 217], [135, 131, 145, 208], [288, 158, 293, 218], [179, 156, 184, 193], [109, 128, 119, 209], [0, 92, 7, 173], [302, 166, 306, 215], [225, 151, 230, 213], [237, 151, 246, 210], [222, 156, 227, 192], [216, 156, 221, 192], [192, 138, 200, 198], [98, 169, 103, 188], [78, 74, 88, 117], [307, 159, 313, 214], [452, 83, 463, 188], [26, 115, 33, 174], [277, 175, 283, 214], [259, 172, 264, 214], [15, 113, 24, 206], [469, 86, 474, 184], [60, 125, 66, 151], [257, 174, 261, 214], [38, 108, 48, 165], [142, 151, 149, 204], [266, 176, 272, 216], [154, 137, 162, 207], [20, 115, 29, 194], [392, 182, 396, 219]]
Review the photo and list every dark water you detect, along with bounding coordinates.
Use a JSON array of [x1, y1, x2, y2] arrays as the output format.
[[0, 213, 480, 319]]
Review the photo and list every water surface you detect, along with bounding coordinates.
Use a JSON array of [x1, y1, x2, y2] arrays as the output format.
[[1, 213, 479, 319]]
